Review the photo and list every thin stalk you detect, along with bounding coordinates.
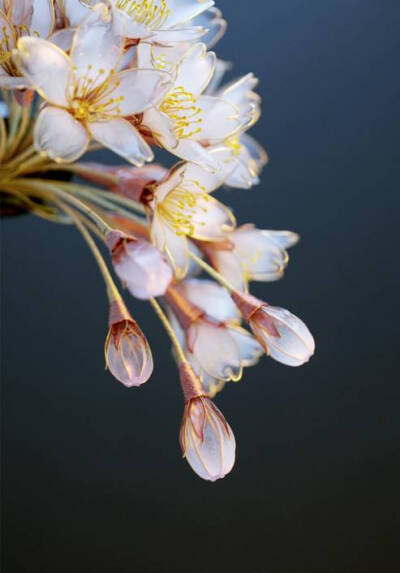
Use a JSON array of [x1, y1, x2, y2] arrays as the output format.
[[149, 298, 187, 364], [55, 199, 122, 303], [12, 178, 113, 235], [188, 250, 236, 292]]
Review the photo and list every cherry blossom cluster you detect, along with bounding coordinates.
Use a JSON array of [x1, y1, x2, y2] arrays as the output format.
[[0, 0, 315, 481]]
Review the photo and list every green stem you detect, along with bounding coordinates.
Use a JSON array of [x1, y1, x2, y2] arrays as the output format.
[[188, 250, 235, 292], [149, 298, 187, 364], [55, 200, 122, 303]]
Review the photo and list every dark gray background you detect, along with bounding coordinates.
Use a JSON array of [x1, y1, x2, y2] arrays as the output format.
[[2, 1, 399, 571]]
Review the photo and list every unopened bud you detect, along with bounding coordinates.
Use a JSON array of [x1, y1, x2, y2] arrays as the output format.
[[107, 230, 172, 299], [105, 299, 153, 387], [231, 290, 315, 366], [179, 392, 236, 482]]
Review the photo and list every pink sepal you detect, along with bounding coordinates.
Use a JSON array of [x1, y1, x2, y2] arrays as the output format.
[[179, 362, 207, 403], [252, 308, 281, 338], [108, 299, 132, 328], [230, 289, 264, 321], [105, 229, 136, 252]]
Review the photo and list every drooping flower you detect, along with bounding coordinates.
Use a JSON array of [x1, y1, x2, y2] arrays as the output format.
[[166, 279, 262, 383], [231, 290, 315, 366], [13, 3, 172, 163], [178, 361, 235, 481], [146, 153, 236, 278], [138, 42, 251, 170], [204, 224, 299, 291], [105, 297, 153, 386], [106, 229, 173, 299], [0, 0, 54, 90]]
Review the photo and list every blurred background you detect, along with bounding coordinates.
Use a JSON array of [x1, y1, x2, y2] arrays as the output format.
[[2, 1, 399, 571]]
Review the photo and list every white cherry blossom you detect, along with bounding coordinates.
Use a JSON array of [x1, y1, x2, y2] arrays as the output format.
[[13, 3, 172, 163], [138, 42, 252, 171], [148, 149, 237, 278]]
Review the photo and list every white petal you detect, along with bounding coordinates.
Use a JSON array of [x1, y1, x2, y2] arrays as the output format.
[[0, 69, 29, 89], [61, 0, 90, 27], [97, 68, 172, 116], [14, 37, 71, 106], [191, 322, 242, 381], [175, 43, 215, 97], [189, 194, 235, 240], [262, 230, 300, 249], [151, 26, 206, 44], [88, 119, 153, 165], [70, 3, 123, 91], [179, 278, 239, 322], [142, 108, 178, 149], [190, 7, 226, 49], [163, 224, 189, 278], [210, 249, 246, 292], [170, 138, 219, 172], [181, 147, 237, 192], [196, 95, 242, 141], [30, 0, 54, 37], [228, 326, 263, 367], [255, 306, 315, 367], [48, 27, 75, 52], [34, 106, 89, 162], [165, 0, 214, 28]]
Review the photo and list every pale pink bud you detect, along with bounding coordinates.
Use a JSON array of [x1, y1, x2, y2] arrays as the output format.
[[105, 300, 153, 387], [107, 231, 172, 300], [231, 290, 315, 367], [178, 363, 236, 481]]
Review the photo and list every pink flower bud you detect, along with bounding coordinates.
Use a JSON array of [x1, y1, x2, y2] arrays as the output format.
[[178, 363, 236, 481], [231, 290, 315, 367], [107, 230, 172, 299], [105, 300, 153, 387]]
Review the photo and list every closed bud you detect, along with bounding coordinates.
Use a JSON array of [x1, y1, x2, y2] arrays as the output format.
[[107, 230, 172, 299], [105, 300, 153, 387], [178, 363, 236, 481], [231, 290, 315, 367]]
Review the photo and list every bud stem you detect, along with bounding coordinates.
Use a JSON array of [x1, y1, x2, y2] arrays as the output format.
[[149, 297, 187, 365], [55, 199, 123, 305], [188, 250, 236, 292]]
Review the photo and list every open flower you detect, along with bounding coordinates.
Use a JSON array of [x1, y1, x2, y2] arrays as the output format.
[[13, 3, 172, 163], [138, 42, 250, 170], [0, 0, 54, 90], [204, 224, 299, 291], [147, 153, 236, 277], [105, 298, 153, 386], [107, 229, 173, 299], [231, 290, 315, 366]]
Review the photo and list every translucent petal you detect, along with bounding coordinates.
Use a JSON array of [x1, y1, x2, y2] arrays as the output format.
[[165, 0, 214, 28], [106, 324, 153, 387], [252, 306, 315, 367], [70, 3, 123, 91], [191, 322, 242, 381], [179, 278, 239, 322], [183, 398, 235, 482], [174, 42, 215, 98], [14, 37, 71, 106], [88, 119, 153, 166], [34, 106, 89, 162], [113, 239, 172, 299], [96, 68, 172, 116]]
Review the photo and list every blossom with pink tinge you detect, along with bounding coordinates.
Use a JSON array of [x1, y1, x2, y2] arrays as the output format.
[[105, 300, 153, 387], [107, 230, 173, 299], [231, 290, 315, 367], [178, 373, 235, 481]]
